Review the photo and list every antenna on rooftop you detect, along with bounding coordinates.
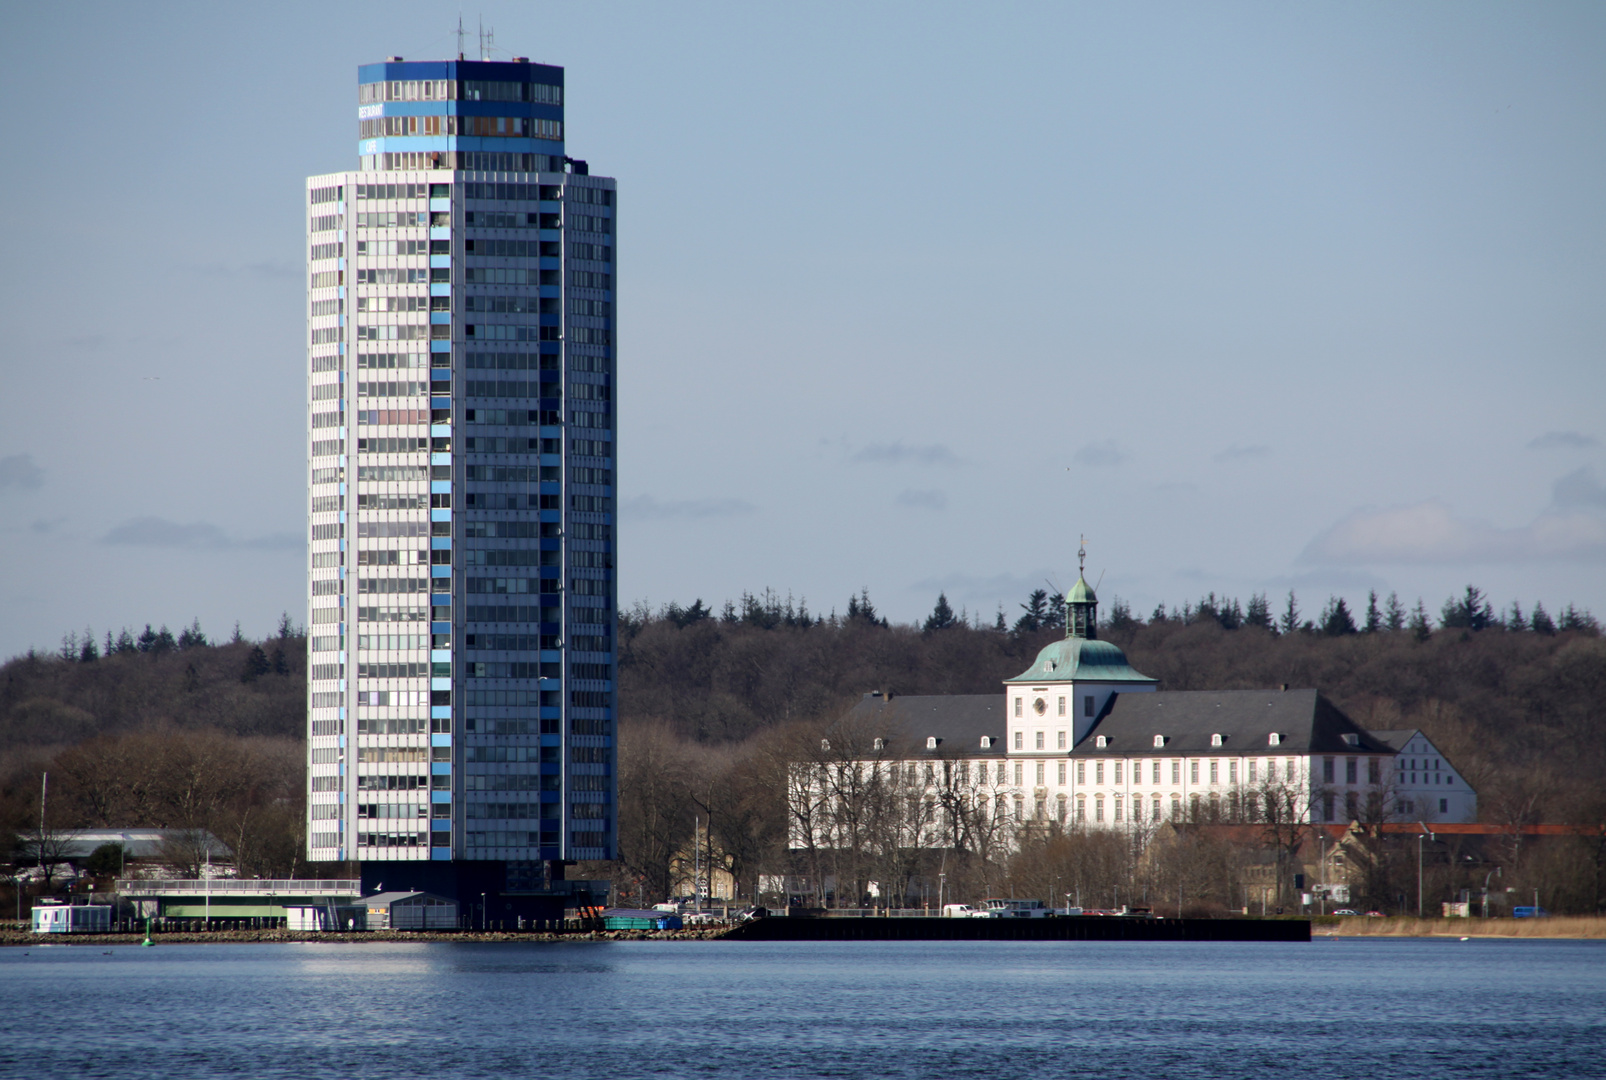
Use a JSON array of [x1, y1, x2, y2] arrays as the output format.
[[457, 15, 466, 60]]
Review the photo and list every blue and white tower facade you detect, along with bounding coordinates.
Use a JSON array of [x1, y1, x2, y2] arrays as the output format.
[[305, 57, 616, 913]]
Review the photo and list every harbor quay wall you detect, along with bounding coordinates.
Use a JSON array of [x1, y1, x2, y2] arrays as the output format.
[[726, 916, 1311, 943]]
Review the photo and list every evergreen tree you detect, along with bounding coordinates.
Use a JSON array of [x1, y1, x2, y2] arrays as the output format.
[[59, 630, 79, 662], [178, 618, 208, 650], [1041, 591, 1066, 633], [1441, 585, 1493, 631], [1222, 597, 1244, 630], [1244, 592, 1274, 631], [184, 662, 201, 692], [78, 629, 99, 663], [1014, 589, 1049, 634], [136, 624, 157, 652], [230, 621, 245, 645], [1558, 605, 1601, 635], [1363, 591, 1382, 634], [240, 645, 271, 683], [1409, 599, 1432, 642], [152, 625, 177, 653], [665, 599, 712, 628], [1384, 592, 1407, 633], [923, 593, 958, 633], [993, 606, 1007, 633], [1104, 596, 1139, 633], [1531, 601, 1556, 636], [271, 644, 289, 675], [1506, 600, 1526, 633], [1320, 597, 1358, 636], [846, 588, 887, 628], [1279, 591, 1301, 636], [1151, 602, 1168, 623], [277, 612, 294, 639], [103, 630, 114, 657]]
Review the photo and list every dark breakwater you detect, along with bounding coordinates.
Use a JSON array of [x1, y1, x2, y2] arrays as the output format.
[[726, 915, 1310, 942]]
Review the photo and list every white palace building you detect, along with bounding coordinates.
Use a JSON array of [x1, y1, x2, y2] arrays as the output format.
[[792, 556, 1476, 850]]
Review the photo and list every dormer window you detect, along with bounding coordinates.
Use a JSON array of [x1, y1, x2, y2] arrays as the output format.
[[873, 737, 884, 751], [1211, 733, 1224, 747], [926, 736, 939, 749], [1268, 732, 1281, 747], [1153, 735, 1166, 748], [1096, 735, 1108, 748], [980, 736, 993, 749], [1341, 733, 1359, 747]]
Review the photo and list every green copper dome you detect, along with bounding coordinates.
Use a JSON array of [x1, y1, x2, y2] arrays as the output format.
[[1067, 575, 1096, 605], [1005, 636, 1156, 685]]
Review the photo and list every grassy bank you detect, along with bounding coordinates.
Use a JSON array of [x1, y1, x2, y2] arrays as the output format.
[[1313, 915, 1606, 939]]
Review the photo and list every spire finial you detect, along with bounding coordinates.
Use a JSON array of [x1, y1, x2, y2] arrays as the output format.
[[1078, 534, 1087, 576]]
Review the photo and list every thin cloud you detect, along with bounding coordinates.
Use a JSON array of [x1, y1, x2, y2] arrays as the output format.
[[1528, 431, 1597, 450], [895, 488, 947, 511], [101, 517, 299, 550], [0, 454, 44, 490], [911, 570, 1058, 604], [1214, 443, 1271, 462], [186, 261, 301, 280], [620, 495, 756, 520], [849, 441, 960, 467], [1301, 498, 1606, 565], [1552, 467, 1606, 510], [246, 260, 300, 280], [1073, 440, 1128, 467]]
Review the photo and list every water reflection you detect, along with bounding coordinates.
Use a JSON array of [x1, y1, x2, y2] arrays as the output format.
[[1, 939, 1602, 1079]]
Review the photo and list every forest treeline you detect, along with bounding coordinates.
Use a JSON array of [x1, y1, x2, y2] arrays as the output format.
[[2, 584, 1603, 904], [609, 585, 1605, 912]]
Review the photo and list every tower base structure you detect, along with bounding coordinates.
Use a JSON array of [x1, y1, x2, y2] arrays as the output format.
[[358, 860, 610, 928]]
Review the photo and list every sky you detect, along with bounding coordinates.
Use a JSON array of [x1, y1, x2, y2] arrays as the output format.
[[0, 1, 1602, 658]]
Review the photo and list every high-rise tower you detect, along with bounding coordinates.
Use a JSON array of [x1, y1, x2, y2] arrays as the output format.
[[305, 57, 616, 920]]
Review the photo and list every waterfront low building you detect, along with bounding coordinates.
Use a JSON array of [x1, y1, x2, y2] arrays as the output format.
[[31, 900, 112, 934], [363, 891, 459, 930], [117, 878, 361, 923]]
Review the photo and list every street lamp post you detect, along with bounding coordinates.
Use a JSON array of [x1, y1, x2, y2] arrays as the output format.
[[1417, 822, 1434, 919]]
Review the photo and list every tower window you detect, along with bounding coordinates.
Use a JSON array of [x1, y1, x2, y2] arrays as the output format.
[[1083, 695, 1094, 718]]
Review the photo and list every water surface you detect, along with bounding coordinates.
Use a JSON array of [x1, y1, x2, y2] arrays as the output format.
[[3, 938, 1601, 1078]]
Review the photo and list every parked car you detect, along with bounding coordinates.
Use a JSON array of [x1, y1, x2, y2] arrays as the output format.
[[1365, 911, 1386, 917], [1332, 909, 1360, 916]]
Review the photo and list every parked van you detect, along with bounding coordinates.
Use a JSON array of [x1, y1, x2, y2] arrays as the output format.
[[942, 904, 989, 918]]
